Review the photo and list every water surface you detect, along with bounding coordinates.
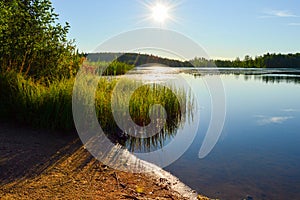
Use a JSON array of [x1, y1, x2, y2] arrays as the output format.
[[123, 67, 300, 200]]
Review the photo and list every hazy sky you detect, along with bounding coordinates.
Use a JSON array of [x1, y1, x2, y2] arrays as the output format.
[[52, 0, 300, 60]]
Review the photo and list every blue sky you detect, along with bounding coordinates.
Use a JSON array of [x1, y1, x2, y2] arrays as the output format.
[[52, 0, 300, 60]]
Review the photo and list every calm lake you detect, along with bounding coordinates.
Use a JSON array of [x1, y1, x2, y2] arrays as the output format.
[[122, 67, 300, 200]]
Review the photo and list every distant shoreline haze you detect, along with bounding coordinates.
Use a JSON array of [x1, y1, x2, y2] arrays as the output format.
[[86, 52, 300, 68]]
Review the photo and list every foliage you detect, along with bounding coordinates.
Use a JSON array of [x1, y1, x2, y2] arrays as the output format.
[[0, 0, 189, 153], [85, 52, 300, 69], [103, 61, 135, 75], [191, 53, 300, 68], [82, 60, 135, 75], [87, 53, 193, 67], [0, 0, 82, 79]]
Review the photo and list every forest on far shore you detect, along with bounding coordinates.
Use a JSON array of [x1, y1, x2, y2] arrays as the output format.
[[191, 53, 300, 68], [87, 52, 300, 68]]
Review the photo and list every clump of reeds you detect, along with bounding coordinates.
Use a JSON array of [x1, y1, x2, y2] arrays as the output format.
[[82, 60, 135, 76]]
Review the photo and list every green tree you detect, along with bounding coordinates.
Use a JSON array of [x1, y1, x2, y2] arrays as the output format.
[[0, 0, 81, 79]]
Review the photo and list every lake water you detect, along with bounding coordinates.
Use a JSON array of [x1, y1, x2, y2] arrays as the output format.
[[122, 67, 300, 200]]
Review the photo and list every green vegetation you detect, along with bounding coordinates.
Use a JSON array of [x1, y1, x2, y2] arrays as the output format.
[[191, 53, 300, 68], [87, 53, 193, 67], [0, 71, 74, 129], [0, 0, 82, 80], [125, 83, 191, 152], [0, 69, 188, 153], [87, 52, 300, 68], [4, 0, 298, 152], [107, 81, 190, 151], [0, 0, 187, 154], [82, 60, 135, 76], [73, 72, 190, 150], [0, 0, 77, 128]]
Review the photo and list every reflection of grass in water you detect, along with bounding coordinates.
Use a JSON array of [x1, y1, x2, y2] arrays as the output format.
[[95, 78, 195, 152], [127, 84, 184, 152]]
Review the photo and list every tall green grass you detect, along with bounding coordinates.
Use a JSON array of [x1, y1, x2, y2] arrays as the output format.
[[0, 71, 74, 130], [94, 78, 192, 152], [0, 70, 191, 151]]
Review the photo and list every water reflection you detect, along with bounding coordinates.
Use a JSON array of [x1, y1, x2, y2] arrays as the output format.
[[256, 75, 300, 84], [100, 79, 195, 153], [185, 68, 300, 84], [233, 73, 300, 84], [166, 68, 300, 200], [119, 68, 300, 153], [124, 83, 194, 153], [100, 67, 300, 199]]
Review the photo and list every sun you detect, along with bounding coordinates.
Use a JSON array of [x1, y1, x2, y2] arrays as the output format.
[[139, 1, 177, 25], [151, 3, 170, 23]]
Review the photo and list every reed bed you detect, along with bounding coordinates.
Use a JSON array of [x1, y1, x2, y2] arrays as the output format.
[[0, 70, 191, 151]]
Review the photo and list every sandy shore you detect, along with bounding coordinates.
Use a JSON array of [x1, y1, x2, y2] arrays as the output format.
[[0, 122, 208, 199]]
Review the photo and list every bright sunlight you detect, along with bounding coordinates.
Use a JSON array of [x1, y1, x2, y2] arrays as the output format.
[[151, 3, 170, 23]]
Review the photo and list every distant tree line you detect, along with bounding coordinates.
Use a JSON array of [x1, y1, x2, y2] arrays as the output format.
[[191, 53, 300, 68], [88, 52, 300, 68], [116, 53, 193, 67], [87, 53, 193, 67]]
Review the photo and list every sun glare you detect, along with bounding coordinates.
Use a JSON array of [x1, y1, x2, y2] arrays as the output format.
[[151, 3, 170, 23]]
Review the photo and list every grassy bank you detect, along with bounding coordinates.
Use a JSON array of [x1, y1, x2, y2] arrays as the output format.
[[0, 71, 74, 130], [0, 70, 188, 150]]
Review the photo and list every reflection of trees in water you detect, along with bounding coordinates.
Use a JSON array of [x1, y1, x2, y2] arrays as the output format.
[[227, 73, 300, 84], [255, 75, 300, 84], [188, 69, 300, 85], [229, 71, 300, 84], [190, 69, 300, 84]]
